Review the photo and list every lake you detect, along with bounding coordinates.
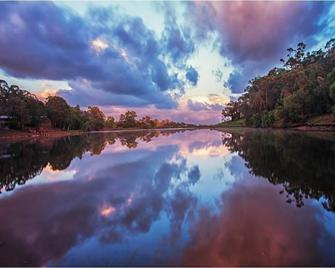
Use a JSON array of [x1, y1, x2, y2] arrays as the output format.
[[0, 129, 335, 266]]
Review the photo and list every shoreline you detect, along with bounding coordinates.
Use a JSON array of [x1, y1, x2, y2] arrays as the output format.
[[215, 125, 335, 132], [1, 124, 334, 143], [217, 114, 335, 132], [0, 127, 198, 142], [0, 129, 84, 142]]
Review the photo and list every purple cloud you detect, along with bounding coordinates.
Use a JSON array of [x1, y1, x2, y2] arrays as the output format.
[[160, 3, 195, 68], [0, 2, 195, 108], [188, 1, 332, 92], [187, 99, 224, 112]]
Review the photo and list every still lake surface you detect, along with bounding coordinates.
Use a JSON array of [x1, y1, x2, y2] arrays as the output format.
[[0, 129, 335, 266]]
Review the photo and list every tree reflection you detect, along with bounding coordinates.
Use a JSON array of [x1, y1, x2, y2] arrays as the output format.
[[0, 142, 49, 192], [0, 130, 186, 193], [0, 137, 200, 266], [221, 129, 335, 211]]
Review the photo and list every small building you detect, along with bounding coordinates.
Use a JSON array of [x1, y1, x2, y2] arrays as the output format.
[[0, 115, 13, 129]]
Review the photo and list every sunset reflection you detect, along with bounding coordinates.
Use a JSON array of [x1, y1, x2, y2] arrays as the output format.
[[0, 129, 334, 266]]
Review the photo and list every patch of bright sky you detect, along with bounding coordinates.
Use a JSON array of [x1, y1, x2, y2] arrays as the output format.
[[54, 1, 232, 105], [54, 1, 166, 36], [184, 41, 233, 103], [307, 5, 335, 52], [168, 149, 237, 208], [0, 1, 232, 107]]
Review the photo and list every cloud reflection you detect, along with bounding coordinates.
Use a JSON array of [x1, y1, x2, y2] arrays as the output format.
[[0, 129, 334, 266], [0, 130, 204, 266], [182, 177, 335, 266]]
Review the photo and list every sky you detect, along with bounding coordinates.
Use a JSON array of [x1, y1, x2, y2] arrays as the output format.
[[0, 1, 334, 124]]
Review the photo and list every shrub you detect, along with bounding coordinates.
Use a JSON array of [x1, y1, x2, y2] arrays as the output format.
[[261, 111, 275, 127]]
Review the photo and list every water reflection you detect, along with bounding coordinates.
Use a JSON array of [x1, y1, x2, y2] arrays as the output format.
[[221, 129, 335, 211], [183, 178, 334, 266], [0, 129, 334, 266], [0, 130, 183, 193]]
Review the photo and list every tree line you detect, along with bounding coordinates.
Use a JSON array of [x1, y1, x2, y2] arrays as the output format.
[[0, 79, 193, 131], [222, 38, 335, 127]]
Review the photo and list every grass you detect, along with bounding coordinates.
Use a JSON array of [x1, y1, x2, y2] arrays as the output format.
[[216, 118, 246, 127], [216, 114, 335, 129], [307, 114, 335, 126]]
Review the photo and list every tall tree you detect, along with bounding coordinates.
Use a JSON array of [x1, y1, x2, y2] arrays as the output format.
[[46, 96, 71, 130], [222, 39, 335, 127], [118, 110, 138, 128], [84, 106, 105, 131], [1, 81, 45, 129]]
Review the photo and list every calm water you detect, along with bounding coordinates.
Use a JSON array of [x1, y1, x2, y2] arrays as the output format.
[[0, 129, 335, 266]]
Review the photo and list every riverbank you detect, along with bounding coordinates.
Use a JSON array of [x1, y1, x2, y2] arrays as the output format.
[[0, 127, 197, 142], [0, 129, 84, 142], [217, 114, 335, 132]]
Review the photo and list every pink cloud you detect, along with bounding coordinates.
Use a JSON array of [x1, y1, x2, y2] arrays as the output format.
[[189, 1, 329, 92], [182, 178, 332, 266], [100, 104, 221, 125], [193, 1, 327, 64]]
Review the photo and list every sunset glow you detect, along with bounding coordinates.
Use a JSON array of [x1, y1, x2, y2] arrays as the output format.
[[1, 1, 335, 266], [0, 1, 333, 124], [91, 38, 109, 54], [100, 205, 116, 217]]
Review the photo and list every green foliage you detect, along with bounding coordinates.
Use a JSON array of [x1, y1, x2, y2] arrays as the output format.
[[327, 67, 335, 83], [118, 111, 138, 128], [69, 105, 85, 130], [245, 111, 275, 128], [0, 79, 193, 131], [0, 81, 46, 129], [25, 96, 46, 127], [330, 82, 335, 101], [217, 118, 245, 127], [246, 113, 261, 128], [46, 96, 72, 130], [222, 101, 241, 121], [222, 39, 335, 128], [261, 111, 275, 127], [282, 90, 306, 123], [83, 106, 105, 131], [105, 116, 115, 128]]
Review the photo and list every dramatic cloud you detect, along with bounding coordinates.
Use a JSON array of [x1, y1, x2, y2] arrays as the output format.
[[161, 3, 195, 68], [188, 1, 332, 92], [0, 2, 194, 108], [0, 1, 334, 122]]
